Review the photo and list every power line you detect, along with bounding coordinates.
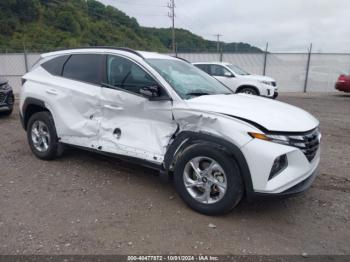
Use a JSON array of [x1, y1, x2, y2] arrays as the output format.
[[168, 0, 176, 53]]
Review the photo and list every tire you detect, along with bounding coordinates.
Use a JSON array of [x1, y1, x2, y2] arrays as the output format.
[[174, 144, 244, 215], [0, 108, 13, 116], [27, 111, 61, 160], [237, 87, 259, 96]]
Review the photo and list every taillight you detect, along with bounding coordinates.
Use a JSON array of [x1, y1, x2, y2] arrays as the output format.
[[338, 75, 346, 83]]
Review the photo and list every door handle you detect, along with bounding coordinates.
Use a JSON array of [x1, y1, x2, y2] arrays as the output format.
[[46, 89, 58, 95], [103, 104, 123, 111]]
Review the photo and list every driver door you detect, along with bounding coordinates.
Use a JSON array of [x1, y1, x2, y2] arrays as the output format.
[[210, 64, 239, 92], [99, 54, 177, 163]]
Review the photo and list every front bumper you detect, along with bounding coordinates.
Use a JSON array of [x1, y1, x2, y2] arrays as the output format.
[[262, 86, 278, 99], [253, 166, 318, 199], [0, 89, 14, 111], [241, 137, 320, 198], [335, 82, 350, 92]]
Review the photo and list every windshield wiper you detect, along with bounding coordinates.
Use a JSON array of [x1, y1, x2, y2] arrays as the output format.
[[186, 91, 211, 97]]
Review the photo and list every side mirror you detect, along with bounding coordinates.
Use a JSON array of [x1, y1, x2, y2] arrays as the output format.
[[224, 71, 234, 77], [140, 85, 172, 101]]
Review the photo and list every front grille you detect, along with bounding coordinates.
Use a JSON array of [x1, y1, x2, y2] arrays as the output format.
[[288, 129, 320, 162], [7, 94, 13, 105], [0, 92, 6, 103]]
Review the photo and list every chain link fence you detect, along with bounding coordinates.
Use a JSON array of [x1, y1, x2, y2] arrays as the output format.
[[1, 51, 350, 94]]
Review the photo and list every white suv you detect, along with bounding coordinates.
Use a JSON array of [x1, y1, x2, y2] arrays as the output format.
[[193, 62, 278, 98], [20, 48, 320, 215]]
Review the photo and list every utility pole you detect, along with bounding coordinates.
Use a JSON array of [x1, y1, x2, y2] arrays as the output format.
[[214, 34, 222, 54], [168, 0, 176, 54], [304, 43, 313, 93], [214, 34, 223, 61], [263, 42, 269, 76]]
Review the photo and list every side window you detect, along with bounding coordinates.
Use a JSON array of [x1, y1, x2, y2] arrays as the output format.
[[195, 64, 209, 74], [210, 65, 231, 77], [107, 55, 158, 95], [41, 55, 70, 76], [62, 54, 104, 85]]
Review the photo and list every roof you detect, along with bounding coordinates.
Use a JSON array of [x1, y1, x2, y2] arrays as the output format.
[[41, 47, 177, 61], [193, 62, 232, 65]]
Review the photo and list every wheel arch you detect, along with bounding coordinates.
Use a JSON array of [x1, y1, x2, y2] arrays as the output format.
[[164, 131, 254, 199], [22, 97, 50, 130], [236, 85, 260, 95]]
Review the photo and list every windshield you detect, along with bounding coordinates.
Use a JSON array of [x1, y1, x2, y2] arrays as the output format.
[[147, 58, 232, 99], [226, 64, 250, 75]]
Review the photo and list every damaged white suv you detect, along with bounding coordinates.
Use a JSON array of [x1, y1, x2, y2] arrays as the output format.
[[20, 48, 321, 215]]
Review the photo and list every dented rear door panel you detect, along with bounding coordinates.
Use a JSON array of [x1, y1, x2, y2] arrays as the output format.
[[54, 77, 102, 148]]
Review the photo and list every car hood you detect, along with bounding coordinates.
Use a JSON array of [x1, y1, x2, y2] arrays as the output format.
[[184, 94, 319, 132], [240, 74, 275, 82]]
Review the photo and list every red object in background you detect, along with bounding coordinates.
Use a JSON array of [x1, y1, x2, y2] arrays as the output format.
[[335, 74, 350, 93]]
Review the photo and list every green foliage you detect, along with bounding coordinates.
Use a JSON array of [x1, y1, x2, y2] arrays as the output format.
[[56, 11, 81, 34], [0, 0, 262, 53]]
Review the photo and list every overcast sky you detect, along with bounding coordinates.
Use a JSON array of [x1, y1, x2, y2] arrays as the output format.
[[100, 0, 350, 52]]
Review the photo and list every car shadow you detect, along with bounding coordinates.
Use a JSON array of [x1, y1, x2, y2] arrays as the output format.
[[333, 93, 350, 97], [59, 146, 302, 217]]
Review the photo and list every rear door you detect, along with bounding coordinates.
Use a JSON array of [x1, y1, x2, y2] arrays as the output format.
[[48, 53, 104, 148]]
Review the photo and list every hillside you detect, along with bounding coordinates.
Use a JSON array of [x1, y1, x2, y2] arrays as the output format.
[[0, 0, 262, 53]]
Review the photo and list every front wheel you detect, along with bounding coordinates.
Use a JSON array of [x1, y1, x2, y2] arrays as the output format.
[[174, 144, 244, 215], [237, 87, 259, 96]]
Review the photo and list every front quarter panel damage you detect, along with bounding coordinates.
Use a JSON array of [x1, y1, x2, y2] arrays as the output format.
[[171, 108, 257, 149]]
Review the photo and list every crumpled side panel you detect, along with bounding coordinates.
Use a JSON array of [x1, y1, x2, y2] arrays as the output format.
[[46, 76, 103, 147], [99, 88, 177, 163], [172, 108, 255, 149]]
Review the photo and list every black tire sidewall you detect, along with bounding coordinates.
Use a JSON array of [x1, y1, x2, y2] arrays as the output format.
[[174, 144, 243, 215], [240, 87, 258, 95], [27, 111, 59, 160], [0, 109, 12, 116]]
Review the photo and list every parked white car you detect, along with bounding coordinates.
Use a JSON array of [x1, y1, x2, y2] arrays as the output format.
[[20, 48, 320, 215], [193, 62, 278, 98]]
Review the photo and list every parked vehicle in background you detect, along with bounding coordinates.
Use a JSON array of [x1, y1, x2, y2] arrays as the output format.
[[0, 78, 14, 116], [193, 62, 278, 99], [335, 74, 350, 93], [20, 47, 320, 215]]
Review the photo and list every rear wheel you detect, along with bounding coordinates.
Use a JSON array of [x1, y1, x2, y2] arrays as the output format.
[[237, 87, 259, 95], [27, 111, 61, 160], [174, 144, 243, 215]]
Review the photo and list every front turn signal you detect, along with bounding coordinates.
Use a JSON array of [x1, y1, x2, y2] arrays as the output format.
[[248, 132, 270, 141]]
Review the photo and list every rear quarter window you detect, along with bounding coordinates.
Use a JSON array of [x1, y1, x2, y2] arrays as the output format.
[[41, 55, 70, 76]]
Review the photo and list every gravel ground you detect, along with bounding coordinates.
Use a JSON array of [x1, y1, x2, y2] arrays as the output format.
[[0, 92, 349, 255]]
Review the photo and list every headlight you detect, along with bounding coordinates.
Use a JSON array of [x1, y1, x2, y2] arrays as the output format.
[[0, 83, 10, 90], [260, 80, 273, 86], [249, 132, 290, 146]]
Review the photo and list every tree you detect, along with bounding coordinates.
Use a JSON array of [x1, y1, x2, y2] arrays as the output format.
[[56, 11, 80, 34]]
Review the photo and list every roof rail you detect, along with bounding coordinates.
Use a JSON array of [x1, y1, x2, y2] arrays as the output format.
[[51, 46, 145, 59], [173, 56, 190, 63]]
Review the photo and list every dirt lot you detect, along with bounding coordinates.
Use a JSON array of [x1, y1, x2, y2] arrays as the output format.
[[0, 93, 349, 255]]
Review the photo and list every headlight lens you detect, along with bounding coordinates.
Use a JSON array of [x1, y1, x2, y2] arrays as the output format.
[[249, 132, 290, 145], [260, 80, 273, 86]]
